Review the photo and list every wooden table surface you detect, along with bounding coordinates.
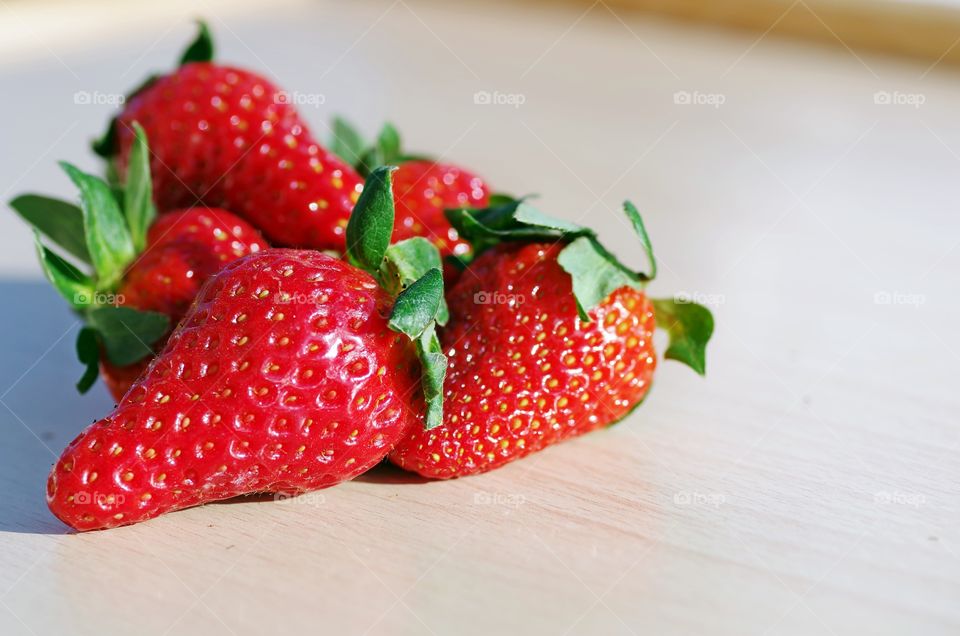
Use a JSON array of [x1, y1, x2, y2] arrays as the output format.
[[0, 0, 958, 634]]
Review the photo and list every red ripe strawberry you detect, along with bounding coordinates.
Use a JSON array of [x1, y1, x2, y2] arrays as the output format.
[[47, 250, 414, 530], [103, 208, 267, 400], [117, 208, 268, 320], [45, 166, 448, 530], [13, 125, 267, 400], [390, 200, 714, 478], [97, 24, 363, 250], [330, 119, 490, 259], [391, 160, 488, 258], [390, 243, 656, 477]]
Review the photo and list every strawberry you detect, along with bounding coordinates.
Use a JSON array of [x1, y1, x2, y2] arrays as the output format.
[[94, 22, 363, 251], [330, 119, 490, 260], [12, 125, 267, 400], [116, 208, 268, 320], [45, 167, 449, 530], [390, 200, 714, 478]]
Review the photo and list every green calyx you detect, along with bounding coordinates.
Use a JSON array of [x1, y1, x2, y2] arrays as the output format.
[[329, 117, 431, 178], [446, 196, 712, 376], [345, 166, 449, 430], [12, 123, 169, 393], [93, 20, 215, 159]]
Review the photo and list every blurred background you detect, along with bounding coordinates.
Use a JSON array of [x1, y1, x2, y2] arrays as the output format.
[[0, 1, 958, 635]]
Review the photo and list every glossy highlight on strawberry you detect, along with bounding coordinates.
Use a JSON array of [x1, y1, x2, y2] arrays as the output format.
[[47, 250, 423, 530], [101, 208, 268, 399], [390, 243, 657, 478], [391, 160, 489, 258], [101, 26, 363, 251]]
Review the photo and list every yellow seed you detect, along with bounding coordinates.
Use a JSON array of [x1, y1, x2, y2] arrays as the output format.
[[122, 471, 134, 482]]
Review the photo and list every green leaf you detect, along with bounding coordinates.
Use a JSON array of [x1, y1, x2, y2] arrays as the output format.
[[513, 203, 587, 234], [345, 165, 396, 274], [75, 327, 100, 394], [446, 198, 591, 253], [356, 122, 406, 176], [416, 324, 447, 431], [388, 268, 444, 338], [123, 122, 157, 252], [651, 298, 714, 376], [87, 305, 169, 366], [10, 194, 91, 263], [375, 123, 402, 164], [92, 120, 117, 159], [330, 116, 367, 167], [558, 236, 646, 321], [623, 200, 656, 281], [34, 232, 95, 309], [60, 162, 135, 290], [179, 20, 214, 66], [383, 237, 449, 324]]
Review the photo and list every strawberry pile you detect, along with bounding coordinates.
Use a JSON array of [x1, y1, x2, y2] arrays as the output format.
[[10, 23, 713, 531]]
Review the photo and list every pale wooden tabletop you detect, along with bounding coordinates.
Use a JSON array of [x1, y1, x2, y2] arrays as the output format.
[[0, 1, 958, 634]]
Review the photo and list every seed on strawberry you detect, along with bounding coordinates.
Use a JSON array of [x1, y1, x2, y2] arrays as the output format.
[[12, 124, 267, 400], [390, 199, 714, 478], [45, 166, 448, 530], [95, 22, 363, 251]]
